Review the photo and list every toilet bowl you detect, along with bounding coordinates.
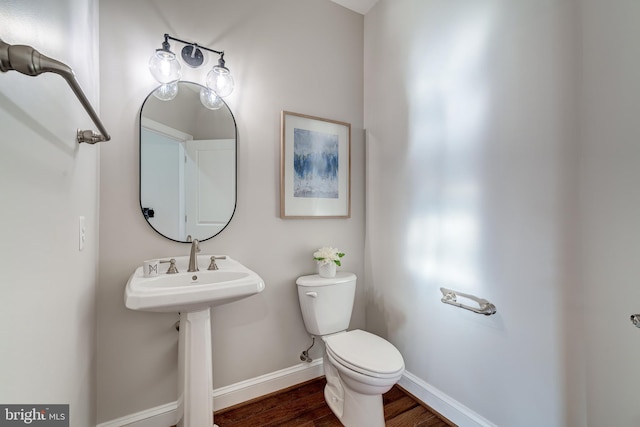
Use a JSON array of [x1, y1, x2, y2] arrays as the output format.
[[296, 273, 405, 427], [323, 330, 404, 427]]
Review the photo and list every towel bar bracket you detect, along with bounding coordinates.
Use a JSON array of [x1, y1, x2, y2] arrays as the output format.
[[77, 129, 108, 145]]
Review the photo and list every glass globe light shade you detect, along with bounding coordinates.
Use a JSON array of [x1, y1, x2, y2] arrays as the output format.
[[153, 82, 179, 101], [149, 49, 182, 84], [206, 65, 234, 98], [199, 88, 224, 110]]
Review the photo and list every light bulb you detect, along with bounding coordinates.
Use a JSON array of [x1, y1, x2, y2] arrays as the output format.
[[149, 49, 182, 84], [153, 82, 179, 101], [206, 61, 234, 97], [199, 88, 224, 110]]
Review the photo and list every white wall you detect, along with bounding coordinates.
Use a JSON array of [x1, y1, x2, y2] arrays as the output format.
[[0, 1, 100, 426], [366, 0, 640, 425], [365, 1, 579, 425], [97, 0, 364, 423]]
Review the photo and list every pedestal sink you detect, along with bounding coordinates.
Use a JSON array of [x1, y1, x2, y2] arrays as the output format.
[[125, 255, 265, 427]]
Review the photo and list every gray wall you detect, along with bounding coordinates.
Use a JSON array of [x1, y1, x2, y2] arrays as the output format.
[[97, 0, 364, 422], [0, 1, 100, 426]]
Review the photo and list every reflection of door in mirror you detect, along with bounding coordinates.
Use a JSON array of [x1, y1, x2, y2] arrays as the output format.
[[185, 139, 235, 238], [141, 120, 191, 241]]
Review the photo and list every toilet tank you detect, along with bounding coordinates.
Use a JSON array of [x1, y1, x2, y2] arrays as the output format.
[[296, 272, 356, 336]]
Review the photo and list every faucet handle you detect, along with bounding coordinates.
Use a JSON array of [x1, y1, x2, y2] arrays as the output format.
[[161, 258, 178, 274], [208, 256, 219, 270]]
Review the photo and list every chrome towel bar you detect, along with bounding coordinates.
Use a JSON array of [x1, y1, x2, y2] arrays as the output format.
[[0, 38, 110, 144], [440, 287, 497, 316]]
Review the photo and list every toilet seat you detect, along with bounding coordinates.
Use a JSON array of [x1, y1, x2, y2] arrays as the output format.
[[325, 330, 404, 379]]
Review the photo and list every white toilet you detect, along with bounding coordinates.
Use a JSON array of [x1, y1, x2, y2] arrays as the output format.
[[297, 272, 405, 427]]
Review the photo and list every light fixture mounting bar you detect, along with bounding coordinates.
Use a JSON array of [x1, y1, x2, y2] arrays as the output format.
[[164, 34, 225, 57]]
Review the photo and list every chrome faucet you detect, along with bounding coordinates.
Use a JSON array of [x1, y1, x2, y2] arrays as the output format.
[[188, 239, 200, 272]]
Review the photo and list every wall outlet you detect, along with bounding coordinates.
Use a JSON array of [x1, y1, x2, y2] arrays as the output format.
[[79, 216, 86, 251]]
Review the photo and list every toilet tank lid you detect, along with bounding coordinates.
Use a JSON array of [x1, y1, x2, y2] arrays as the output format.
[[296, 272, 356, 287]]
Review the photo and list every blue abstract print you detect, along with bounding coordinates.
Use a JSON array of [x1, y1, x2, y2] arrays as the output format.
[[293, 128, 339, 198]]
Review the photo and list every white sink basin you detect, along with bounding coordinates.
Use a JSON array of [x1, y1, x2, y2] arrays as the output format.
[[125, 255, 265, 313]]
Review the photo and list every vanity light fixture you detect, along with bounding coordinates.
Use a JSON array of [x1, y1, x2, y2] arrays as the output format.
[[149, 34, 234, 107], [148, 35, 182, 84]]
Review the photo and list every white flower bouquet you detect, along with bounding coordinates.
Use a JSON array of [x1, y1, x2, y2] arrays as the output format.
[[313, 246, 345, 266]]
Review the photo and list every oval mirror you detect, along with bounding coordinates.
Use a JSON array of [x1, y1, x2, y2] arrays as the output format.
[[139, 81, 237, 242]]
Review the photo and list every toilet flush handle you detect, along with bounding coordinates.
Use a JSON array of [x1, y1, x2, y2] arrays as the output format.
[[306, 292, 318, 298]]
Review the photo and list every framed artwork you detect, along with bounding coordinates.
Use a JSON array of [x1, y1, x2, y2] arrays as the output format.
[[280, 111, 351, 218]]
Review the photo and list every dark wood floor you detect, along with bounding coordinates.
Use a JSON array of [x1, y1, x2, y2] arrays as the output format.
[[210, 377, 456, 427]]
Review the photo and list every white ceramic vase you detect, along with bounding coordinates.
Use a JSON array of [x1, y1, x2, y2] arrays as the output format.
[[318, 262, 337, 278]]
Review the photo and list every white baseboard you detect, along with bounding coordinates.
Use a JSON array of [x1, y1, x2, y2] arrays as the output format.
[[212, 358, 323, 410], [97, 362, 497, 427], [398, 371, 497, 427], [95, 401, 178, 427], [96, 359, 324, 427]]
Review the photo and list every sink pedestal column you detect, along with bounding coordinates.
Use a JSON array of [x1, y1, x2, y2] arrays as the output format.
[[177, 308, 216, 427]]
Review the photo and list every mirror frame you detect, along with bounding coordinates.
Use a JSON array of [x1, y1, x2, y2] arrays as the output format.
[[138, 82, 238, 243]]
